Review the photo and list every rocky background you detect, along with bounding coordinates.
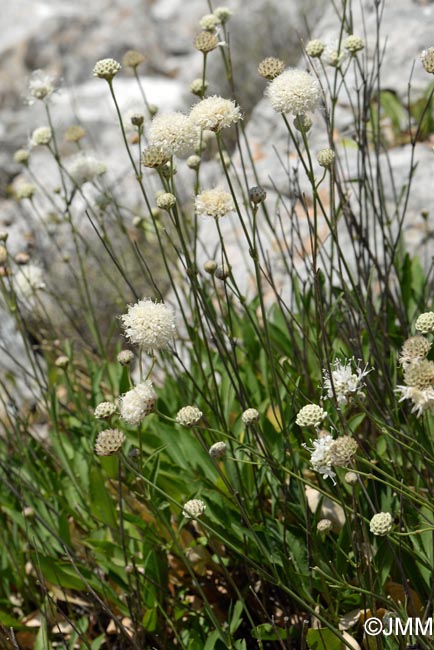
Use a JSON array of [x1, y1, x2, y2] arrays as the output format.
[[1, 0, 434, 403]]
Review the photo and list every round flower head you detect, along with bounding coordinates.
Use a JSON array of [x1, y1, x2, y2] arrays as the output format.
[[148, 112, 198, 157], [95, 429, 126, 456], [404, 359, 434, 389], [182, 499, 206, 519], [176, 406, 203, 427], [199, 13, 220, 31], [421, 48, 434, 74], [194, 31, 219, 53], [317, 518, 332, 533], [27, 70, 55, 103], [14, 149, 30, 165], [257, 57, 285, 80], [317, 148, 335, 168], [55, 355, 69, 369], [94, 401, 117, 419], [303, 433, 335, 483], [213, 6, 233, 23], [293, 114, 312, 132], [249, 186, 267, 205], [296, 404, 327, 427], [369, 512, 393, 536], [395, 384, 434, 417], [305, 39, 325, 58], [209, 441, 227, 458], [400, 336, 431, 366], [241, 408, 260, 425], [68, 154, 106, 186], [343, 35, 364, 54], [195, 187, 234, 219], [265, 68, 321, 115], [215, 263, 231, 280], [156, 192, 176, 210], [344, 471, 358, 485], [187, 154, 201, 169], [14, 183, 36, 201], [415, 311, 434, 334], [31, 127, 52, 147], [64, 125, 86, 143], [13, 264, 45, 301], [323, 44, 347, 67], [122, 49, 146, 69], [141, 145, 169, 168], [117, 349, 134, 365], [120, 298, 176, 352], [330, 436, 358, 466], [323, 358, 371, 406], [204, 259, 217, 274], [190, 78, 208, 97], [190, 96, 242, 132], [92, 58, 121, 81], [119, 380, 156, 425]]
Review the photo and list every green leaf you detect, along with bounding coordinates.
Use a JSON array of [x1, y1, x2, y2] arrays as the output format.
[[251, 623, 287, 641], [0, 610, 29, 630], [91, 634, 106, 650], [306, 628, 342, 650], [229, 600, 244, 634], [89, 466, 117, 528]]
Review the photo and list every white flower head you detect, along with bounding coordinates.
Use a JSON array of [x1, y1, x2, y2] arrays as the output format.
[[323, 358, 372, 406], [195, 187, 234, 219], [265, 68, 321, 115], [369, 512, 393, 536], [182, 499, 206, 519], [395, 385, 434, 417], [119, 380, 156, 425], [190, 96, 242, 132], [120, 298, 176, 352], [30, 127, 53, 147], [68, 153, 106, 186], [148, 112, 199, 157], [13, 264, 46, 302], [27, 70, 55, 104], [323, 43, 348, 67], [303, 434, 336, 484], [296, 404, 327, 428], [95, 429, 125, 456]]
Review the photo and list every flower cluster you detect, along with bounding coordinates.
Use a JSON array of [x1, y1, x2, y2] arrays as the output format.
[[369, 512, 393, 536], [421, 48, 434, 74], [120, 298, 176, 352], [175, 406, 203, 427], [296, 404, 327, 427], [303, 433, 358, 483], [183, 499, 206, 519], [148, 113, 198, 157], [265, 68, 321, 116], [190, 96, 242, 132], [257, 57, 285, 80], [27, 70, 55, 103], [94, 401, 117, 419], [303, 434, 336, 483], [93, 58, 121, 81], [396, 320, 434, 416], [68, 154, 106, 186], [119, 380, 156, 425], [323, 358, 371, 406], [31, 127, 52, 147], [95, 429, 125, 456], [195, 187, 234, 219]]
